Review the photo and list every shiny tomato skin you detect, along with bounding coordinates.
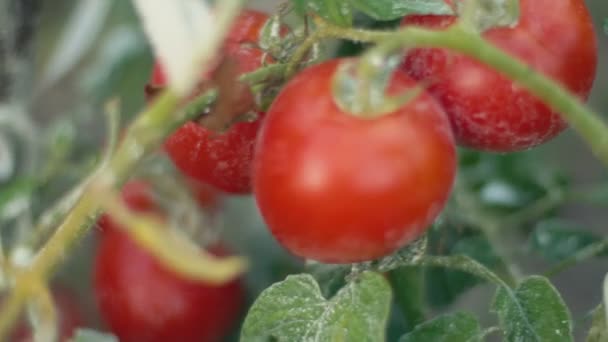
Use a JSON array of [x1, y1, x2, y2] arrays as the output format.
[[253, 59, 456, 263], [401, 0, 597, 152], [10, 289, 84, 342], [94, 229, 244, 342]]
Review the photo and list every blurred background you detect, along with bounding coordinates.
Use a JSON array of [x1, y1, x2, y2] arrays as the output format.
[[0, 0, 606, 340]]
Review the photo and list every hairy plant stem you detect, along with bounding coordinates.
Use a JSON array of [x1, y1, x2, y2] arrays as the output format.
[[0, 58, 287, 338], [0, 91, 179, 339]]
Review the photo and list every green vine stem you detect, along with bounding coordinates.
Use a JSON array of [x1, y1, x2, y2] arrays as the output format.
[[0, 91, 180, 339], [298, 18, 608, 168]]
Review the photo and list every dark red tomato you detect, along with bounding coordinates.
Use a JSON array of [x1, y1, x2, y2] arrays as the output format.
[[157, 10, 276, 194], [401, 0, 597, 152], [94, 228, 244, 342], [253, 59, 456, 263], [165, 113, 265, 194], [10, 289, 84, 342]]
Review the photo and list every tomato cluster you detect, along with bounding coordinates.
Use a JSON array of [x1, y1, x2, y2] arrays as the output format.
[[147, 3, 597, 263], [91, 2, 598, 339]]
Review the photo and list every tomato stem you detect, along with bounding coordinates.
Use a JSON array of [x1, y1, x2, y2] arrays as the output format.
[[309, 18, 608, 170]]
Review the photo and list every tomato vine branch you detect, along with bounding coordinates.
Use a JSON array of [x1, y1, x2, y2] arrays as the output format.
[[299, 17, 608, 168]]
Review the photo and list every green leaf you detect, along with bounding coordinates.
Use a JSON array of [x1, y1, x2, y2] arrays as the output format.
[[241, 271, 392, 342], [493, 276, 573, 342], [69, 329, 118, 342], [291, 0, 353, 27], [530, 219, 604, 262], [587, 304, 608, 342], [458, 150, 567, 215], [389, 267, 426, 331], [426, 235, 502, 308], [349, 0, 453, 21], [399, 312, 481, 342]]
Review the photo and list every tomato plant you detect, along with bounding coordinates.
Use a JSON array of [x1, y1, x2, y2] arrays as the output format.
[[401, 0, 598, 152], [0, 0, 607, 341]]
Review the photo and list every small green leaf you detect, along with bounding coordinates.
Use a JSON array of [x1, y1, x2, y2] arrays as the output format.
[[241, 272, 391, 342], [69, 329, 118, 342], [587, 304, 608, 342], [530, 219, 603, 262], [292, 0, 353, 27], [493, 276, 573, 342], [388, 267, 426, 331], [399, 312, 481, 342], [349, 0, 453, 21]]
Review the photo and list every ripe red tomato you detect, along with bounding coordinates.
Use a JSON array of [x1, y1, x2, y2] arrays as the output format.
[[10, 289, 84, 342], [165, 114, 265, 194], [253, 59, 456, 263], [401, 0, 597, 152], [94, 228, 243, 342], [158, 9, 277, 194]]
